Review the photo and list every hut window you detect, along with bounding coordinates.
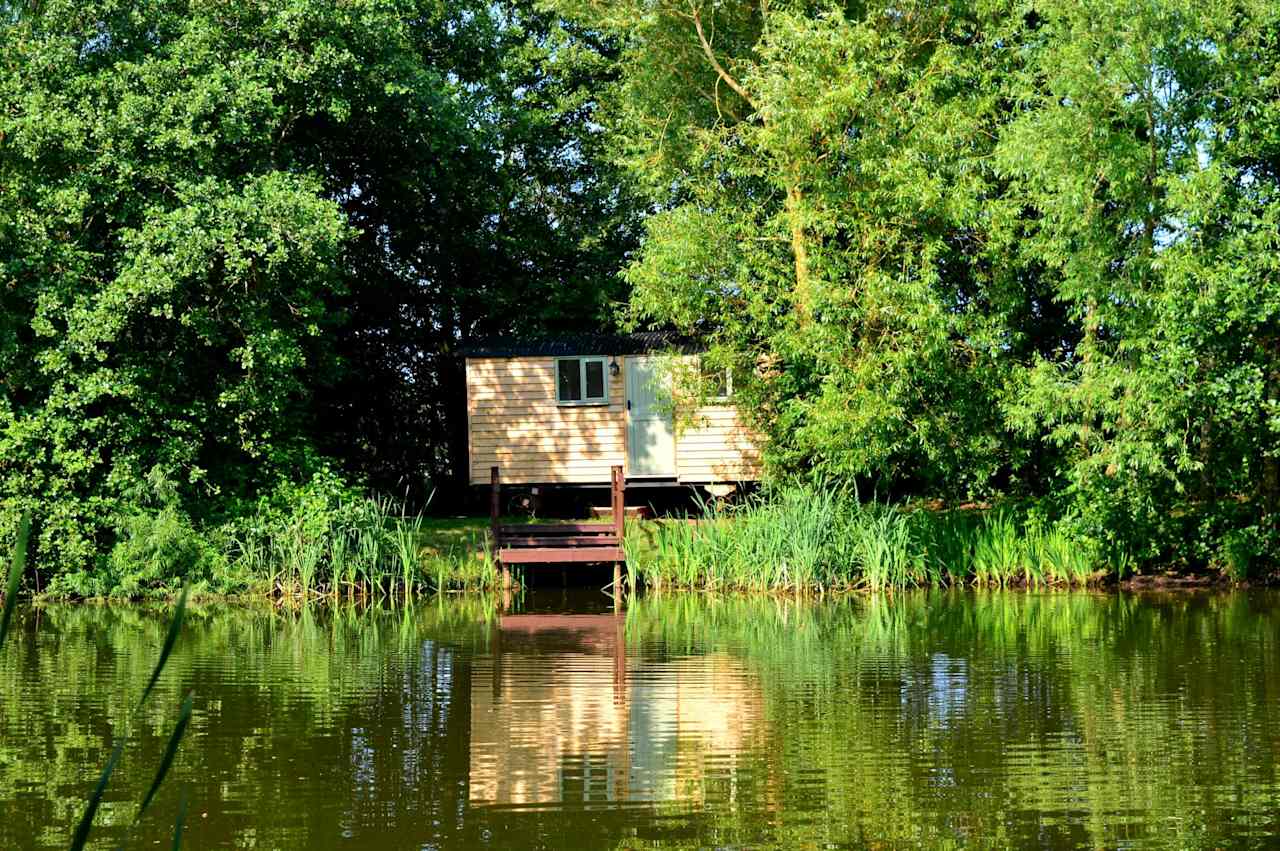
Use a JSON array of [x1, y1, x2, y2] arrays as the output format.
[[702, 363, 732, 401], [556, 357, 608, 404]]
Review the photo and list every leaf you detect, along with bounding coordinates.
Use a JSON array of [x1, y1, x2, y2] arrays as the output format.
[[171, 790, 188, 851], [0, 512, 31, 650], [69, 736, 125, 851], [136, 691, 195, 824], [139, 586, 189, 709]]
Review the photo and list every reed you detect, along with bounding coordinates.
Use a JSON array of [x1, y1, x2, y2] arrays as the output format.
[[219, 492, 507, 600], [68, 585, 194, 849], [851, 506, 915, 592], [972, 510, 1022, 587], [628, 486, 862, 592], [1024, 520, 1096, 586], [909, 509, 977, 585], [625, 487, 1113, 592], [391, 512, 425, 600]]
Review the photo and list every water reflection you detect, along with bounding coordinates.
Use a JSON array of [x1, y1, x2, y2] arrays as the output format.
[[0, 591, 1277, 849], [470, 612, 766, 809]]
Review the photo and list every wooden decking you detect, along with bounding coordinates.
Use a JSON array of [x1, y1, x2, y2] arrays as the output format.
[[490, 465, 627, 590]]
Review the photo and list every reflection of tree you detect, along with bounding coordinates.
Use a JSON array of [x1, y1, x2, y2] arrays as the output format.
[[625, 591, 1280, 848], [0, 603, 489, 848], [2, 593, 1278, 848]]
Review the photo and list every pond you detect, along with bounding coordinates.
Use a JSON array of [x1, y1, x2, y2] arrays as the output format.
[[1, 590, 1278, 849]]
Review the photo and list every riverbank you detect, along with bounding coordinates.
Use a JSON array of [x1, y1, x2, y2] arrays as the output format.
[[9, 484, 1271, 602]]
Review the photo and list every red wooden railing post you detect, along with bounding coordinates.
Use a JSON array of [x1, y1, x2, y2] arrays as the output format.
[[612, 465, 625, 595], [491, 466, 511, 590], [490, 465, 500, 542], [612, 465, 624, 539]]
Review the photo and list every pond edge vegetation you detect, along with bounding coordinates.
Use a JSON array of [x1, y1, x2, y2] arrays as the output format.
[[624, 487, 1132, 594], [3, 475, 1268, 603]]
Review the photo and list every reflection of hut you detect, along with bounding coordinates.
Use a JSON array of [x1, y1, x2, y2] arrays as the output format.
[[625, 656, 766, 807], [470, 615, 630, 806], [469, 614, 766, 808]]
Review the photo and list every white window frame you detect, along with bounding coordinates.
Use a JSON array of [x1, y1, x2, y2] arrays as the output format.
[[713, 367, 733, 401], [555, 356, 610, 406], [702, 360, 732, 402]]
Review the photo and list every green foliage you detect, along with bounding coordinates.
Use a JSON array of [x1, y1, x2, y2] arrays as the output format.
[[219, 471, 494, 598], [3, 0, 1278, 584], [626, 486, 1109, 592], [41, 471, 228, 598], [564, 0, 1280, 575], [994, 0, 1280, 569], [558, 0, 1026, 497], [103, 508, 229, 599], [850, 506, 916, 592], [908, 510, 976, 586], [0, 0, 640, 586], [22, 468, 494, 599], [973, 511, 1022, 588], [1216, 526, 1266, 582]]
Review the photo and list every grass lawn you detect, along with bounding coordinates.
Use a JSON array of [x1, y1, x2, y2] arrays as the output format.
[[417, 517, 491, 557]]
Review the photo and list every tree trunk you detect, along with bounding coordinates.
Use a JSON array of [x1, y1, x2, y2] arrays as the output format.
[[785, 176, 811, 321], [1261, 334, 1280, 520]]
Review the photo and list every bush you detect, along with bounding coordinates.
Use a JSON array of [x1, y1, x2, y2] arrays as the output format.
[[1216, 527, 1265, 582], [43, 469, 236, 599], [103, 507, 232, 598], [220, 469, 391, 596]]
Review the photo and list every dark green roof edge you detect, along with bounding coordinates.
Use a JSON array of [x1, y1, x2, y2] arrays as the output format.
[[460, 331, 700, 358]]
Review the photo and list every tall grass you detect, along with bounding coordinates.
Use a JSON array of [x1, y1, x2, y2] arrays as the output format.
[[974, 510, 1022, 587], [222, 495, 494, 600], [850, 506, 916, 591], [391, 511, 425, 603], [625, 486, 1111, 593], [908, 509, 975, 585]]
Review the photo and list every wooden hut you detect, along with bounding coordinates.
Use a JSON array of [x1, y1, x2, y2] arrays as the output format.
[[462, 333, 761, 488]]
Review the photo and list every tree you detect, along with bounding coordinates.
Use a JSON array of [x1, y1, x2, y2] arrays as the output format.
[[556, 0, 1034, 497], [997, 0, 1280, 563], [0, 0, 641, 581], [312, 2, 643, 495], [562, 0, 1279, 569]]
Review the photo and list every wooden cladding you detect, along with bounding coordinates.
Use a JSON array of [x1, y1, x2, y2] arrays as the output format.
[[466, 355, 761, 485]]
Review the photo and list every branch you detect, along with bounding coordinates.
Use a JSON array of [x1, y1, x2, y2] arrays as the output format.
[[689, 3, 755, 109]]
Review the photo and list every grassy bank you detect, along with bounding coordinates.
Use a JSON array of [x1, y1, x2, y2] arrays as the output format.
[[224, 510, 499, 599], [17, 477, 1254, 600], [623, 487, 1130, 593], [40, 474, 503, 599]]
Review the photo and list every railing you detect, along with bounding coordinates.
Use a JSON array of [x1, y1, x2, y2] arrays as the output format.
[[490, 465, 626, 591]]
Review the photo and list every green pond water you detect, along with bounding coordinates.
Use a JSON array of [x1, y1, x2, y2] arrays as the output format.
[[1, 590, 1278, 849]]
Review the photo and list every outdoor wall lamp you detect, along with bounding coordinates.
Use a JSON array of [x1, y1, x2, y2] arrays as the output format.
[[609, 357, 620, 377]]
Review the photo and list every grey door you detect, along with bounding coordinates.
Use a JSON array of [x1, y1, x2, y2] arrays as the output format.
[[625, 357, 676, 477]]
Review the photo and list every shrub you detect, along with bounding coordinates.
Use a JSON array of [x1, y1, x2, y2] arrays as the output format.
[[1217, 527, 1264, 582], [102, 507, 230, 598]]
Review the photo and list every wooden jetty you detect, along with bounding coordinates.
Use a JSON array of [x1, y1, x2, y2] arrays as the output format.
[[490, 464, 627, 591]]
